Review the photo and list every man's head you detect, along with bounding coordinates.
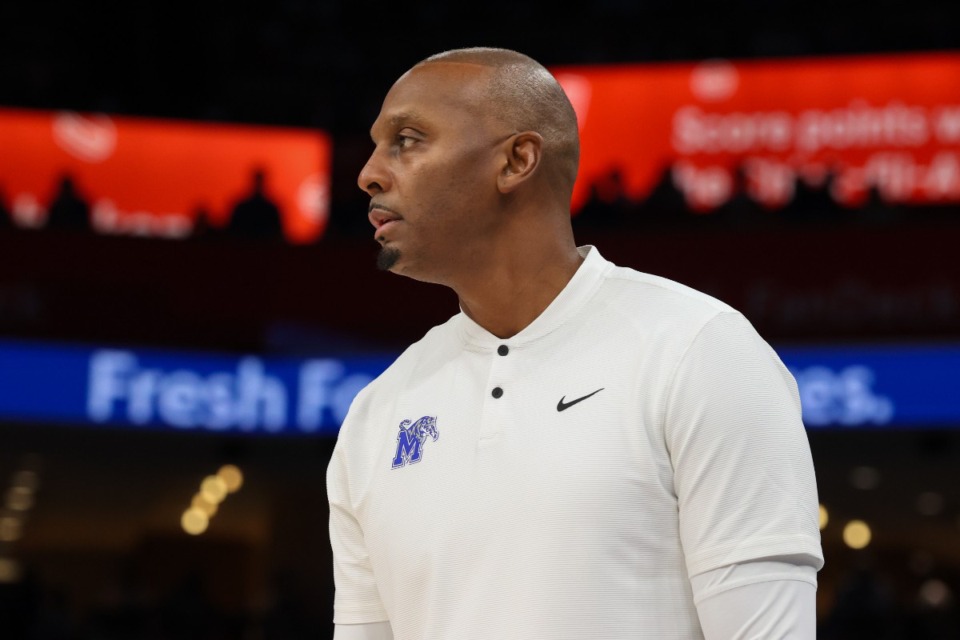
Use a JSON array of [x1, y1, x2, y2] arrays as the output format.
[[358, 47, 580, 285]]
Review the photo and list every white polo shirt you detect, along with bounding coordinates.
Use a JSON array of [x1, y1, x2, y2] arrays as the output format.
[[327, 245, 823, 640]]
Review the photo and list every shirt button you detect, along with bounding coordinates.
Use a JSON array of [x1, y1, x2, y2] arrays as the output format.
[[491, 387, 503, 399], [497, 345, 509, 356]]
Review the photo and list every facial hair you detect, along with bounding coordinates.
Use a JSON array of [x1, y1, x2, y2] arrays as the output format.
[[376, 245, 401, 271]]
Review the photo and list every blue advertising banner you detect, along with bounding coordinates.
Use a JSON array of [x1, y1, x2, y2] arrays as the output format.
[[780, 344, 960, 428], [0, 339, 394, 436], [0, 339, 958, 435]]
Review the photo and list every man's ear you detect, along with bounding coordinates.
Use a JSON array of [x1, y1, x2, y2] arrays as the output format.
[[497, 132, 542, 194]]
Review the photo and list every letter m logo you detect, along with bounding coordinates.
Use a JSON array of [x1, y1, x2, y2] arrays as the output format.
[[391, 416, 439, 469]]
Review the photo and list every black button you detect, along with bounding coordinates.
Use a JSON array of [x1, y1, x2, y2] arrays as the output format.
[[497, 345, 509, 356], [491, 387, 503, 399]]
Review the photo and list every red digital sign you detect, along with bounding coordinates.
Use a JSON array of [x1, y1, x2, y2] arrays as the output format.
[[552, 52, 960, 214], [0, 109, 332, 242]]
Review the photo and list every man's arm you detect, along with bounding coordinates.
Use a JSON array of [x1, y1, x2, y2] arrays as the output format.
[[664, 311, 824, 635], [692, 560, 817, 639], [327, 425, 391, 627]]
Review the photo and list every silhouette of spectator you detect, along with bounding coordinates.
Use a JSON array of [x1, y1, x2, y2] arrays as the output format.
[[855, 183, 902, 227], [225, 167, 285, 241], [635, 162, 687, 228], [574, 167, 635, 229], [783, 167, 841, 225], [716, 163, 764, 229], [189, 203, 218, 241], [45, 174, 92, 232]]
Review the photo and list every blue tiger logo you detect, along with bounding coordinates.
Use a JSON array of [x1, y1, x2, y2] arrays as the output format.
[[391, 416, 439, 469]]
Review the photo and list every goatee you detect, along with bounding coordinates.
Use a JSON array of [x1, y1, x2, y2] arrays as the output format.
[[376, 245, 401, 271]]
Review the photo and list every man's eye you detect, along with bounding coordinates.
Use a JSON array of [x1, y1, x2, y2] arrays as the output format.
[[396, 134, 417, 149]]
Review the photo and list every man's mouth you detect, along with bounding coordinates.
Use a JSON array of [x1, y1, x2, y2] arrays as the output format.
[[368, 204, 403, 230]]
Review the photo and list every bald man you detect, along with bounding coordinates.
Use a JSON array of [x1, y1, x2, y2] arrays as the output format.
[[327, 47, 824, 640]]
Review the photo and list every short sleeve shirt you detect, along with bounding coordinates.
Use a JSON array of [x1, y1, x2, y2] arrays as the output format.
[[327, 245, 823, 640]]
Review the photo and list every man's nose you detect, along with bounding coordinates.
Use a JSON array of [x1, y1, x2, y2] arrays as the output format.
[[357, 149, 390, 195]]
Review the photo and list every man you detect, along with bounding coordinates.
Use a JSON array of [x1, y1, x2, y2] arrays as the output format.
[[327, 47, 823, 640]]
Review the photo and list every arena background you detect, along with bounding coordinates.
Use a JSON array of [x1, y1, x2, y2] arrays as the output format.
[[1, 1, 959, 638]]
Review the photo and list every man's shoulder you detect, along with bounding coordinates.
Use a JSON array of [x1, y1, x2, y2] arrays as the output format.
[[354, 313, 463, 398], [335, 313, 462, 444], [598, 259, 737, 326]]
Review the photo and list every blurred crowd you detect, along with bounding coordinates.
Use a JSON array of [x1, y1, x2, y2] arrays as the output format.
[[2, 161, 957, 244]]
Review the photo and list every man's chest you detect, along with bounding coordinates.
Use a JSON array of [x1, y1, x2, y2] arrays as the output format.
[[354, 345, 678, 574]]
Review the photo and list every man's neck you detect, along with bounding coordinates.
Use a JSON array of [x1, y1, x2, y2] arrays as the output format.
[[455, 242, 584, 339]]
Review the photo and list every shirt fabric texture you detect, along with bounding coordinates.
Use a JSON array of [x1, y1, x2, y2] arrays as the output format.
[[327, 245, 824, 639]]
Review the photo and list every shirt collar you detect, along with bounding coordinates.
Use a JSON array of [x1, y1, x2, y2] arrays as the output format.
[[457, 245, 609, 349]]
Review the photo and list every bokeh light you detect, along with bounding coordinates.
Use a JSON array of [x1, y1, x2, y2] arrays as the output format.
[[0, 515, 22, 542], [200, 475, 228, 504], [5, 486, 34, 512], [181, 507, 209, 535], [843, 520, 872, 549], [191, 493, 218, 517], [0, 558, 21, 583], [217, 464, 244, 493]]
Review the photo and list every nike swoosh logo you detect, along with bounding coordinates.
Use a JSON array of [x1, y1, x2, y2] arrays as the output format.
[[557, 388, 604, 412]]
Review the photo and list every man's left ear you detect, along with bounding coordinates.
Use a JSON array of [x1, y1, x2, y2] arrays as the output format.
[[497, 132, 542, 193]]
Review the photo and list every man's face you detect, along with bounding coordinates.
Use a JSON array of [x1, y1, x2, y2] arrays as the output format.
[[358, 62, 509, 284]]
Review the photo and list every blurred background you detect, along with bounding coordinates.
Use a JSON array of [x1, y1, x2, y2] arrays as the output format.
[[1, 0, 959, 638]]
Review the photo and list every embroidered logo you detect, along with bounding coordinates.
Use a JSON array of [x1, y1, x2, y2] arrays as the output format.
[[557, 388, 604, 412], [391, 416, 439, 469]]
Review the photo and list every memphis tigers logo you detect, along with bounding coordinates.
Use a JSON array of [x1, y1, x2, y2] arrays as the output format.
[[392, 416, 439, 469]]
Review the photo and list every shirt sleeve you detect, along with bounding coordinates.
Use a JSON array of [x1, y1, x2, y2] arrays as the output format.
[[333, 622, 395, 640], [691, 561, 818, 639], [327, 433, 390, 624], [664, 311, 824, 578]]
